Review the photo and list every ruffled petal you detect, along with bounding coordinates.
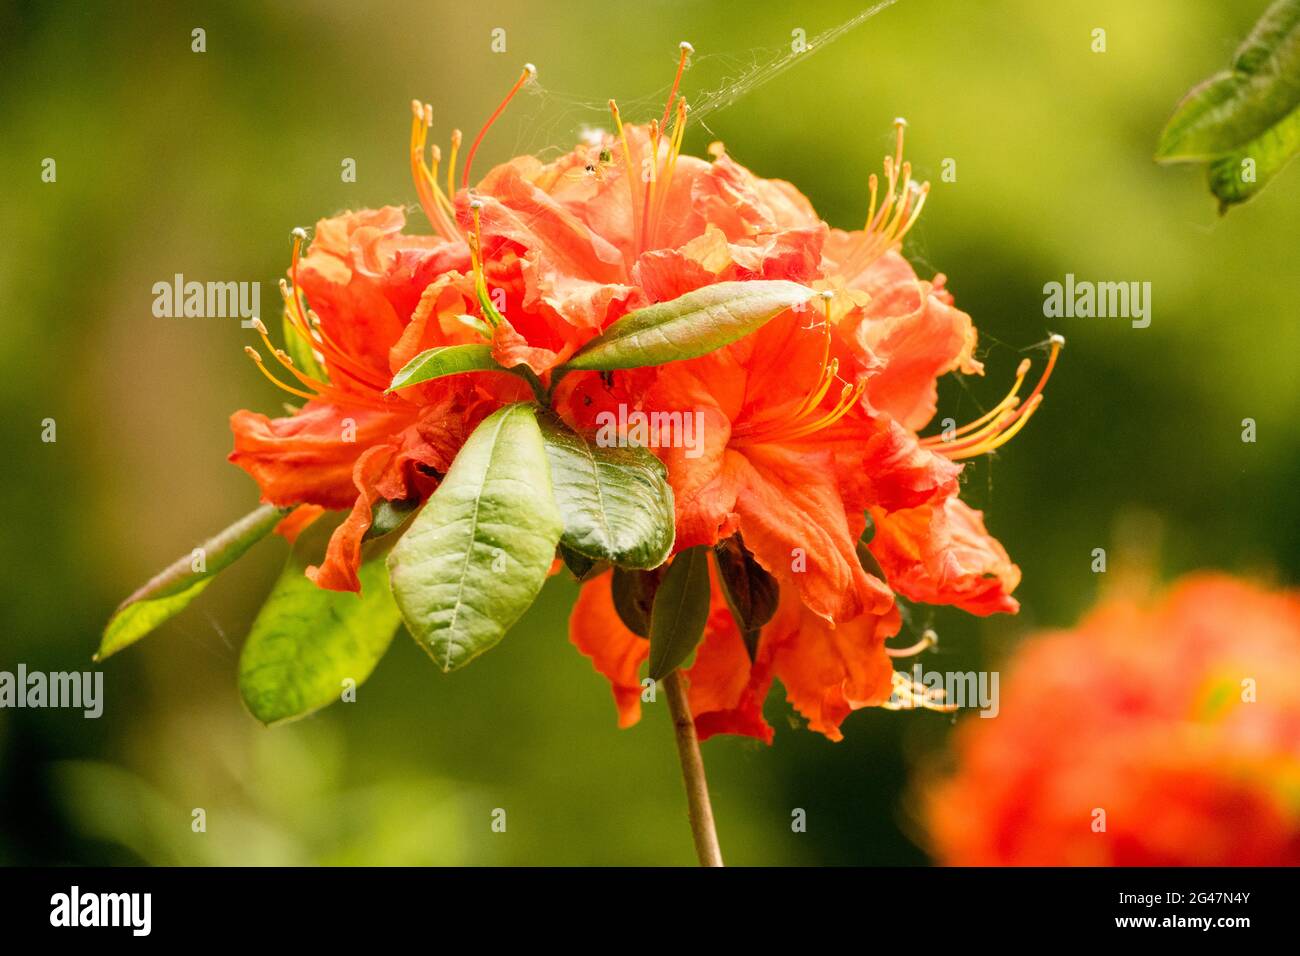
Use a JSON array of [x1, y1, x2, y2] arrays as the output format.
[[730, 443, 893, 623], [298, 207, 462, 383], [869, 497, 1021, 616], [307, 443, 396, 592], [767, 587, 901, 741], [834, 414, 962, 515], [229, 401, 416, 509], [467, 167, 626, 283], [836, 251, 983, 431]]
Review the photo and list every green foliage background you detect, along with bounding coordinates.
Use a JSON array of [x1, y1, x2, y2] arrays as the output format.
[[1, 0, 1296, 865]]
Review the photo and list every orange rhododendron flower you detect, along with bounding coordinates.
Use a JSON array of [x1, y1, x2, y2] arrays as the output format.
[[228, 209, 531, 592], [551, 121, 1052, 742], [924, 574, 1300, 865], [226, 58, 1057, 742]]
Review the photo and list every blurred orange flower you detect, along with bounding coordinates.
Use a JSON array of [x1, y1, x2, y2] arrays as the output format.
[[924, 574, 1300, 865]]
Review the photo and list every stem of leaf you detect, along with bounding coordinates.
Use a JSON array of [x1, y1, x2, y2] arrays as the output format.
[[663, 669, 724, 866], [511, 365, 548, 405]]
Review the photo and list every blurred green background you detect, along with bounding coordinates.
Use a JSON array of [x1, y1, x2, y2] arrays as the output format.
[[1, 0, 1296, 865]]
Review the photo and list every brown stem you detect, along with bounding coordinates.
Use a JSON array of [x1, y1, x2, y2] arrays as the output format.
[[663, 670, 724, 866]]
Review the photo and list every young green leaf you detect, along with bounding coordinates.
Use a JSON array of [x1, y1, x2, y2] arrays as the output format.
[[647, 546, 712, 681], [387, 403, 563, 672], [99, 504, 287, 660], [1156, 0, 1300, 161], [538, 414, 675, 569], [562, 280, 812, 371], [712, 536, 778, 662], [387, 343, 500, 392], [1207, 103, 1300, 209], [238, 528, 400, 726]]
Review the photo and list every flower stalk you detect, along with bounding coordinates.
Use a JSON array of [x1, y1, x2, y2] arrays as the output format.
[[663, 670, 724, 867]]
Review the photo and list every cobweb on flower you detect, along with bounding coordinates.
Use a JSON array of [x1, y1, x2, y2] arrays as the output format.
[[499, 0, 902, 162]]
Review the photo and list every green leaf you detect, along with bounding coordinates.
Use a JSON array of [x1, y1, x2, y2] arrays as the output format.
[[363, 498, 420, 541], [557, 543, 605, 582], [238, 526, 400, 726], [387, 344, 500, 392], [562, 280, 812, 371], [281, 311, 327, 382], [387, 403, 563, 671], [611, 567, 663, 637], [1156, 0, 1300, 161], [99, 504, 287, 660], [538, 414, 675, 569], [712, 535, 778, 662], [647, 546, 712, 681], [855, 512, 888, 582], [1208, 103, 1300, 209]]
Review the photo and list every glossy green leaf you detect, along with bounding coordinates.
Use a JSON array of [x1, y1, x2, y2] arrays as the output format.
[[99, 504, 287, 660], [647, 546, 711, 681], [712, 535, 778, 662], [1207, 103, 1300, 209], [387, 403, 563, 672], [238, 526, 400, 726], [1157, 0, 1300, 161], [538, 414, 674, 569], [557, 544, 605, 582], [562, 280, 812, 371], [387, 343, 500, 392]]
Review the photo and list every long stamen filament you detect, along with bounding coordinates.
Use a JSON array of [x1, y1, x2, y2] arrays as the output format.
[[923, 336, 1063, 459], [610, 99, 641, 260], [843, 118, 927, 279], [886, 629, 938, 659], [462, 64, 535, 189], [660, 41, 693, 128]]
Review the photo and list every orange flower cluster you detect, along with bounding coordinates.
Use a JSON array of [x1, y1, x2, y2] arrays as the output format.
[[229, 56, 1059, 741]]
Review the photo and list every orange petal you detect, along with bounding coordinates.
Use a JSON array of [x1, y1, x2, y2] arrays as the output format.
[[307, 443, 397, 593], [837, 251, 982, 431], [229, 401, 416, 509], [686, 581, 775, 743], [869, 497, 1021, 616], [274, 504, 325, 544], [730, 443, 893, 623], [768, 587, 901, 741]]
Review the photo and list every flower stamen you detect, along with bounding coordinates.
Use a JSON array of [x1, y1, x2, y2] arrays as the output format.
[[886, 628, 938, 659], [841, 118, 929, 278], [732, 293, 864, 445], [461, 64, 536, 189], [660, 41, 693, 129], [922, 335, 1063, 460], [882, 670, 958, 712], [609, 98, 641, 261], [409, 101, 461, 240]]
